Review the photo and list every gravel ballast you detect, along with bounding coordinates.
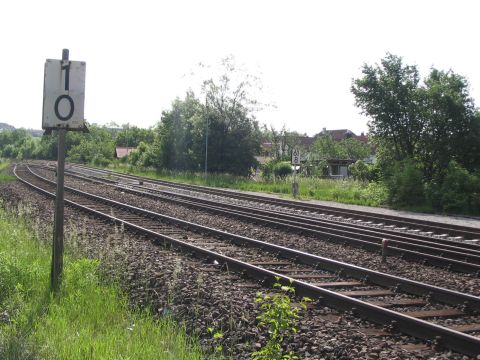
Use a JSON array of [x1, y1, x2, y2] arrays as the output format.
[[2, 173, 478, 359]]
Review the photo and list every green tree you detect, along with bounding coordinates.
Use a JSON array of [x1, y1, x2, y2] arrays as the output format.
[[152, 92, 201, 170], [352, 53, 422, 161], [153, 57, 263, 176], [67, 125, 115, 166], [115, 125, 155, 148], [338, 137, 371, 160], [200, 56, 262, 175], [311, 134, 338, 159], [352, 53, 480, 182], [418, 70, 480, 181], [0, 129, 33, 159]]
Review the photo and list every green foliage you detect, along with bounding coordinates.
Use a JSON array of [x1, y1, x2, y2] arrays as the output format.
[[0, 161, 15, 182], [67, 125, 115, 166], [253, 278, 311, 360], [348, 160, 380, 182], [311, 134, 338, 159], [348, 160, 369, 181], [311, 135, 371, 161], [151, 63, 263, 176], [352, 53, 480, 214], [273, 162, 293, 180], [207, 326, 224, 354], [425, 161, 480, 214], [110, 164, 387, 206], [352, 53, 421, 162], [126, 141, 154, 168], [115, 124, 155, 148], [262, 159, 276, 181], [385, 159, 425, 207], [0, 129, 37, 159], [0, 207, 206, 359], [352, 53, 480, 181]]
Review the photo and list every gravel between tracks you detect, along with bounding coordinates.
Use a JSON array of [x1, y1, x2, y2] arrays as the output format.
[[55, 171, 480, 297], [1, 175, 476, 359]]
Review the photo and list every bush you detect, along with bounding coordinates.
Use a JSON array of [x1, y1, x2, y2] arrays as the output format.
[[438, 161, 480, 214], [349, 160, 369, 181], [261, 160, 276, 181], [386, 159, 425, 207], [273, 162, 293, 180], [361, 181, 388, 206]]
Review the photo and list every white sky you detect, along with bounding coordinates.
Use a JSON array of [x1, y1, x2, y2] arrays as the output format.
[[1, 0, 479, 136]]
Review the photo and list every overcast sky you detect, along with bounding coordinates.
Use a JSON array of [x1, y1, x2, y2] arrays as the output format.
[[1, 0, 479, 136]]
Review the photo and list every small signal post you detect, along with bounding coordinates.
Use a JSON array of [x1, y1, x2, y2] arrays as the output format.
[[292, 148, 300, 198]]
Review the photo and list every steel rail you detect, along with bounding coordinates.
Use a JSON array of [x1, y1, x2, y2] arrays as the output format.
[[14, 164, 480, 357], [43, 166, 480, 273], [67, 163, 480, 240], [122, 184, 480, 264], [59, 165, 480, 254], [20, 164, 480, 306]]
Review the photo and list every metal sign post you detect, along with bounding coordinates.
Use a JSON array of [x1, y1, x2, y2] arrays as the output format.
[[291, 148, 300, 198], [42, 49, 86, 292]]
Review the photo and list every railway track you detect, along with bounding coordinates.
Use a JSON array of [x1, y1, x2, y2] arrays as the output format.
[[14, 163, 480, 357], [66, 163, 480, 241], [32, 163, 480, 274]]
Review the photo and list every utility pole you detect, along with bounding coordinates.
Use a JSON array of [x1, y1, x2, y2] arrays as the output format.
[[204, 98, 209, 180]]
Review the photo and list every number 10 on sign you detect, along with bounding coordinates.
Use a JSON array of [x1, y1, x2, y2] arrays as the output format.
[[42, 59, 86, 130]]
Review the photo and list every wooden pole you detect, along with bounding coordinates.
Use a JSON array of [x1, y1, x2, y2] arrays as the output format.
[[51, 49, 69, 293]]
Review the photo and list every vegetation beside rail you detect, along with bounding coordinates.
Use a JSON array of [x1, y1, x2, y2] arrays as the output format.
[[111, 163, 388, 207], [0, 204, 207, 359], [0, 160, 15, 182]]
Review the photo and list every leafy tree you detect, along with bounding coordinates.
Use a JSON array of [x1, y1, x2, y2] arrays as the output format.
[[351, 53, 422, 161], [311, 135, 371, 161], [115, 125, 155, 148], [261, 126, 306, 161], [200, 56, 262, 175], [0, 129, 33, 159], [386, 158, 425, 207], [67, 125, 115, 165], [152, 92, 201, 170], [418, 70, 480, 181], [34, 133, 58, 159], [338, 137, 371, 160], [352, 53, 480, 184], [153, 57, 263, 176], [311, 134, 338, 159]]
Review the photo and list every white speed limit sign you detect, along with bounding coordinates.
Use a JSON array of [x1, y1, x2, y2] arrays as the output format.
[[42, 59, 86, 129]]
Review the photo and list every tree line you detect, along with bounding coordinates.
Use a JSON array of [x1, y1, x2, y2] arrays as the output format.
[[1, 53, 479, 214], [350, 53, 480, 214]]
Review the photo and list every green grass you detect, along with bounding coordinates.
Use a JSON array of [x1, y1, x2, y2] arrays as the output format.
[[0, 205, 207, 359], [108, 163, 388, 207], [0, 160, 15, 182]]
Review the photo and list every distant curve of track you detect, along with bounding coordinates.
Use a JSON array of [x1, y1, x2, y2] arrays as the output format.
[[66, 163, 480, 241], [39, 163, 480, 274]]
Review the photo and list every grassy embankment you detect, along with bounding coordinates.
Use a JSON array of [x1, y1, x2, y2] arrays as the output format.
[[110, 163, 388, 207], [0, 164, 208, 359], [0, 161, 16, 182]]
